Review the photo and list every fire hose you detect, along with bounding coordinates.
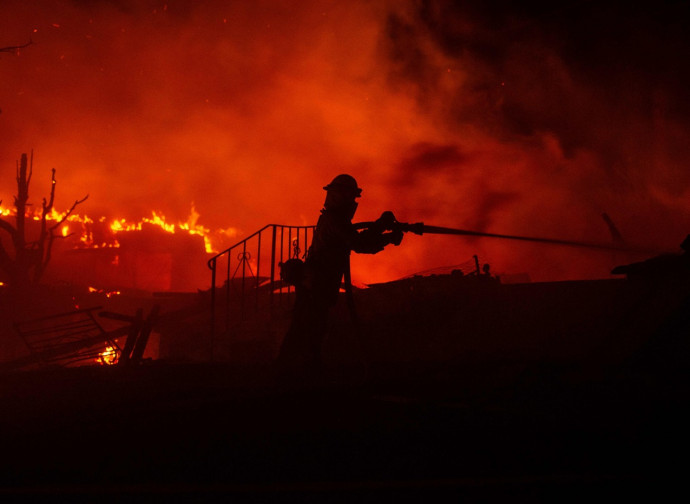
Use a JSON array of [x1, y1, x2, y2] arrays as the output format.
[[280, 212, 667, 286], [354, 211, 665, 255]]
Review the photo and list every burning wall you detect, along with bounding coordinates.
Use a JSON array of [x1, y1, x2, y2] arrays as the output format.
[[2, 1, 690, 285], [46, 225, 208, 292], [47, 217, 212, 291]]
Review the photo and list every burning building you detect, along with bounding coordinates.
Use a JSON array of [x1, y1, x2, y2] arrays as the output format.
[[47, 224, 209, 291], [43, 213, 215, 292], [0, 200, 217, 292]]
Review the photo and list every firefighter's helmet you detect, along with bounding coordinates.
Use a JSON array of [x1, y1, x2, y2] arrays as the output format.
[[323, 174, 362, 198]]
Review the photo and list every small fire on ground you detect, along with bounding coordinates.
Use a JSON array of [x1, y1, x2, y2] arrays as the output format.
[[97, 345, 119, 365], [88, 286, 121, 298]]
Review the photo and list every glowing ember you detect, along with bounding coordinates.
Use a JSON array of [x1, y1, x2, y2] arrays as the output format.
[[97, 345, 119, 365]]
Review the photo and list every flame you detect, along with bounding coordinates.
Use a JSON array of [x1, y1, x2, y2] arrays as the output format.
[[109, 219, 136, 236], [88, 286, 121, 297], [109, 206, 216, 253], [1, 203, 222, 253], [97, 345, 119, 365], [178, 203, 214, 253], [143, 211, 175, 233]]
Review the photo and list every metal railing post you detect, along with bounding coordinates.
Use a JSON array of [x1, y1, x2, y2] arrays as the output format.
[[279, 226, 285, 304], [256, 231, 262, 312], [225, 251, 231, 334], [207, 224, 315, 350], [209, 257, 217, 361], [241, 241, 247, 319], [270, 225, 277, 312]]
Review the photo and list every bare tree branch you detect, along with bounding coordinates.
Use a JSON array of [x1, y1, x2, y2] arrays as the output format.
[[0, 217, 17, 239], [27, 150, 34, 188], [39, 168, 56, 242], [0, 197, 18, 242], [0, 240, 13, 275], [0, 39, 33, 53], [46, 166, 55, 208], [36, 164, 88, 282], [47, 194, 89, 232], [38, 231, 57, 281]]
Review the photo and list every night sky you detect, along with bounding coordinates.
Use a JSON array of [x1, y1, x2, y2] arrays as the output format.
[[2, 0, 690, 284]]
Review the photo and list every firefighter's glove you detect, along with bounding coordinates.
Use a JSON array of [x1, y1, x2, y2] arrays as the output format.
[[388, 228, 404, 246], [376, 211, 397, 231]]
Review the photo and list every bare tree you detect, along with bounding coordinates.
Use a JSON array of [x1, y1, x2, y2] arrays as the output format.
[[0, 152, 88, 288]]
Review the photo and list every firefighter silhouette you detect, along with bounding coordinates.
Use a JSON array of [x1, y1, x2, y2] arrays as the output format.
[[277, 174, 403, 375]]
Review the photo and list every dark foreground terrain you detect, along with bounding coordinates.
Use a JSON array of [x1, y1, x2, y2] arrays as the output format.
[[2, 275, 690, 501], [1, 358, 688, 502]]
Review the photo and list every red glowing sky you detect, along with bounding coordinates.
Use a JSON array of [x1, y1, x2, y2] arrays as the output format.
[[2, 0, 690, 285]]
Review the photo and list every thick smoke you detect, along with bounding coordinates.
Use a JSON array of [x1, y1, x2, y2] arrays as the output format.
[[2, 0, 689, 285]]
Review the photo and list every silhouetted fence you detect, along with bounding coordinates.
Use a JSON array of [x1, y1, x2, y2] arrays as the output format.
[[207, 224, 315, 353]]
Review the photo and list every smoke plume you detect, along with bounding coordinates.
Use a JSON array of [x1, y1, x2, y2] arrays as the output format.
[[2, 0, 689, 285]]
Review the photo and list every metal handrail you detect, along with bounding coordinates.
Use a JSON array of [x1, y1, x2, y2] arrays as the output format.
[[207, 223, 315, 359]]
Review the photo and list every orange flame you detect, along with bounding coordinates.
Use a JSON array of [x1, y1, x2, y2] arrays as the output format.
[[109, 205, 216, 253], [88, 286, 121, 298], [2, 203, 224, 253], [97, 345, 118, 365]]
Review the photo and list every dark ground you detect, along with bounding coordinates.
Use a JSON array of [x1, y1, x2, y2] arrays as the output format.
[[2, 276, 690, 501], [1, 358, 688, 502]]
